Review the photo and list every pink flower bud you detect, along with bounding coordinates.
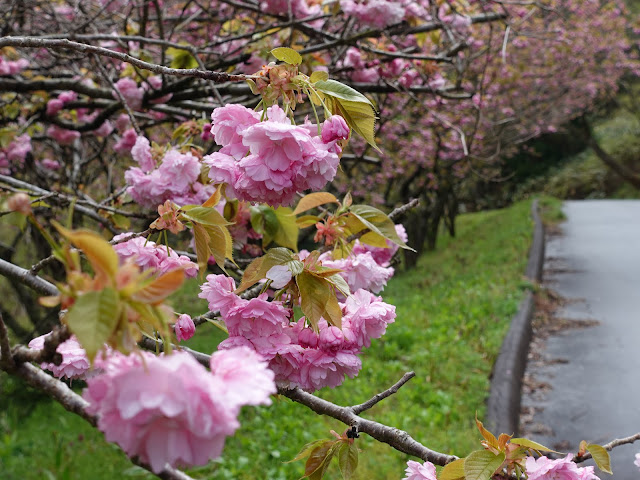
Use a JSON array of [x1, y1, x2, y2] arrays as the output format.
[[7, 193, 32, 215], [174, 314, 195, 342], [321, 115, 350, 143]]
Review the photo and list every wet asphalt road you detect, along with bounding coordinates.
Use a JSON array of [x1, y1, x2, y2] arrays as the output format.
[[520, 200, 640, 479]]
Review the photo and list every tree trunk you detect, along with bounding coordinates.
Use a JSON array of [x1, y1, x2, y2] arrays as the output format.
[[403, 208, 428, 269], [578, 116, 640, 189]]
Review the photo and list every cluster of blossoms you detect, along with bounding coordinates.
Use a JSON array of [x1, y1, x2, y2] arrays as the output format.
[[112, 233, 198, 278], [199, 275, 395, 392], [403, 455, 600, 480], [203, 104, 348, 206], [402, 460, 437, 480], [337, 47, 422, 88], [28, 333, 92, 380], [0, 133, 31, 175], [124, 136, 213, 208], [113, 76, 172, 111], [46, 91, 78, 116], [525, 454, 600, 480], [260, 0, 320, 20], [83, 347, 276, 473], [0, 54, 29, 76], [312, 223, 407, 294], [318, 250, 394, 294]]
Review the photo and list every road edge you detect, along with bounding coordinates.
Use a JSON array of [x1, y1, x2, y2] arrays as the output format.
[[485, 199, 545, 435]]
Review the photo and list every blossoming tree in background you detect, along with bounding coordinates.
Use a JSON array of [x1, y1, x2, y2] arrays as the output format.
[[0, 0, 638, 479]]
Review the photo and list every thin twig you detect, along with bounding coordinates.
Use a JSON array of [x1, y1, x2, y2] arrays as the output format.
[[576, 433, 640, 463], [351, 371, 415, 414]]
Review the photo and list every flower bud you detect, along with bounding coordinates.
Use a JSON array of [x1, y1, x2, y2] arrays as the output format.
[[7, 193, 32, 215]]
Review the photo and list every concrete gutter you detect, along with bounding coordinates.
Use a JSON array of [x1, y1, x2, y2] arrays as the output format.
[[485, 199, 545, 435]]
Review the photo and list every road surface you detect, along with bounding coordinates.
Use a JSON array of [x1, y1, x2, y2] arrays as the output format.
[[520, 200, 640, 479]]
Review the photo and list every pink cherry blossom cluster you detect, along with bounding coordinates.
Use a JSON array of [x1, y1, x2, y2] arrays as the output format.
[[199, 275, 395, 392], [339, 0, 408, 29], [402, 460, 437, 480], [0, 133, 31, 175], [0, 55, 29, 76], [83, 347, 276, 473], [313, 223, 406, 294], [46, 91, 78, 116], [113, 76, 171, 110], [124, 136, 212, 208], [352, 223, 408, 266], [260, 0, 320, 18], [337, 47, 422, 88], [203, 104, 347, 206], [112, 233, 198, 278], [525, 454, 600, 480], [319, 250, 394, 294], [28, 333, 92, 380], [114, 78, 144, 110]]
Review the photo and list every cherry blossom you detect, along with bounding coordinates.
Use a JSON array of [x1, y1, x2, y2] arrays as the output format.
[[402, 460, 438, 480], [174, 314, 195, 342], [83, 349, 275, 473], [525, 454, 600, 480], [28, 334, 92, 380]]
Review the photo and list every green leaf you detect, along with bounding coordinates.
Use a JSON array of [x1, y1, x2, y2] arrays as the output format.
[[271, 47, 302, 65], [180, 206, 231, 226], [338, 443, 358, 480], [293, 192, 339, 215], [303, 440, 336, 478], [475, 416, 499, 450], [288, 439, 330, 463], [272, 207, 299, 251], [131, 269, 185, 304], [65, 288, 120, 361], [464, 450, 505, 480], [0, 128, 16, 148], [55, 224, 120, 280], [296, 215, 322, 229], [309, 71, 329, 83], [286, 259, 305, 276], [349, 205, 412, 250], [333, 98, 379, 152], [111, 213, 131, 230], [510, 438, 558, 453], [586, 444, 612, 474], [166, 47, 199, 69], [235, 248, 294, 293], [204, 224, 233, 271], [314, 80, 372, 105], [297, 271, 342, 329], [326, 273, 350, 297], [440, 458, 466, 480], [193, 223, 211, 278]]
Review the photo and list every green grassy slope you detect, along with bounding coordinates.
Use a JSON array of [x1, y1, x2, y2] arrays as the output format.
[[0, 199, 542, 480]]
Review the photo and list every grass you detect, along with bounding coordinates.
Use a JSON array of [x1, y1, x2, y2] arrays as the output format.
[[0, 198, 546, 480]]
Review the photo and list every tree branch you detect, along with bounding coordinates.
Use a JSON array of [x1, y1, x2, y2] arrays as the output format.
[[139, 336, 455, 466], [0, 36, 253, 83], [0, 257, 59, 296]]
